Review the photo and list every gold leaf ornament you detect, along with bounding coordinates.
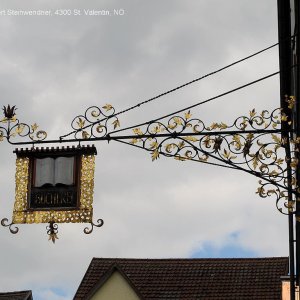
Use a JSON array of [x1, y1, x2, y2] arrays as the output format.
[[271, 133, 281, 145], [133, 128, 144, 136], [209, 122, 219, 130], [31, 123, 38, 132], [281, 113, 288, 122], [77, 117, 85, 129], [184, 110, 192, 120], [219, 122, 228, 130], [49, 232, 59, 243], [102, 104, 113, 111], [151, 149, 160, 161], [178, 141, 185, 149], [151, 125, 161, 134], [82, 131, 90, 139], [130, 138, 138, 145], [149, 141, 159, 150], [173, 117, 182, 126], [223, 149, 236, 160], [232, 134, 242, 150], [256, 186, 265, 195], [286, 95, 295, 109], [252, 156, 259, 170], [15, 124, 25, 134], [112, 119, 120, 129], [249, 108, 256, 118]]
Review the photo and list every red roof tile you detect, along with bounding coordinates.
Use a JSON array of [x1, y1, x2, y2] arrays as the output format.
[[74, 257, 288, 299]]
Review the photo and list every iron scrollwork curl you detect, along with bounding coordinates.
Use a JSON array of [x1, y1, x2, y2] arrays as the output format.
[[126, 96, 298, 216], [1, 218, 19, 234], [0, 105, 47, 144], [62, 104, 120, 140], [83, 218, 104, 234]]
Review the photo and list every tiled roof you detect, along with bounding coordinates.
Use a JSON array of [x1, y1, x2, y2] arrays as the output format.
[[74, 257, 288, 299], [0, 290, 33, 300]]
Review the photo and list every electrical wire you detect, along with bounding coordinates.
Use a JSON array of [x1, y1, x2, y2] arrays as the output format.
[[60, 35, 295, 140], [111, 70, 279, 135], [112, 35, 295, 120], [113, 42, 280, 119]]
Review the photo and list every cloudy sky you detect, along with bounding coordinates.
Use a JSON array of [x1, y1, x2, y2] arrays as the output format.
[[0, 1, 287, 299]]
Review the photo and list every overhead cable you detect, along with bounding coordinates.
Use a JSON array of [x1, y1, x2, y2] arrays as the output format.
[[112, 70, 279, 134], [113, 41, 280, 119]]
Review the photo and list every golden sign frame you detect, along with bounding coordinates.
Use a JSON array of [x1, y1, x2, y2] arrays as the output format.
[[12, 154, 95, 224]]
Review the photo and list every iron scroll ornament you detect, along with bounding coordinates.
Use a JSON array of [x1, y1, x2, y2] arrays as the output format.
[[60, 104, 121, 141], [1, 105, 47, 144], [0, 99, 299, 237], [113, 96, 298, 216]]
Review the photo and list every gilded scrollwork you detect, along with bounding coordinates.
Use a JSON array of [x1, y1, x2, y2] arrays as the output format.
[[126, 96, 298, 215], [0, 105, 47, 144], [61, 104, 120, 140]]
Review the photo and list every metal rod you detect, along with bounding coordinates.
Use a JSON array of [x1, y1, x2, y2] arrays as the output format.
[[7, 128, 284, 146]]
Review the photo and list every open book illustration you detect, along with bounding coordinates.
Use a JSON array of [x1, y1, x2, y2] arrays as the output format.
[[35, 157, 75, 187]]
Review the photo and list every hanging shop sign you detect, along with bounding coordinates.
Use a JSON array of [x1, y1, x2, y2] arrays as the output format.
[[12, 145, 97, 225]]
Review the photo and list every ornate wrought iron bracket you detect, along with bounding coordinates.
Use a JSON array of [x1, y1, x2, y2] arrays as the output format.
[[1, 97, 298, 235]]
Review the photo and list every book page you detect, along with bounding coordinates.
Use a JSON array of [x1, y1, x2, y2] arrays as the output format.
[[35, 157, 55, 187], [54, 157, 74, 185]]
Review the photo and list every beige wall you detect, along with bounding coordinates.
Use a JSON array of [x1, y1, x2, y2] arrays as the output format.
[[282, 281, 299, 300], [90, 270, 141, 300]]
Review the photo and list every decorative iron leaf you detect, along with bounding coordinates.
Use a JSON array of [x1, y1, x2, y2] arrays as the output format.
[[102, 104, 113, 111], [130, 138, 138, 145], [82, 131, 89, 139], [151, 149, 160, 161], [77, 118, 85, 129], [173, 117, 183, 125], [133, 128, 143, 135], [150, 141, 159, 150], [178, 141, 185, 149], [219, 122, 228, 130], [184, 110, 192, 120], [252, 156, 259, 170], [15, 124, 25, 134], [151, 125, 161, 134], [31, 123, 38, 131], [249, 108, 256, 118], [112, 119, 120, 129], [271, 133, 281, 145]]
